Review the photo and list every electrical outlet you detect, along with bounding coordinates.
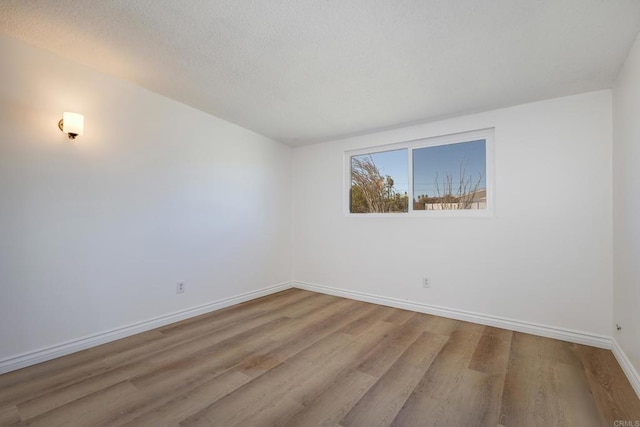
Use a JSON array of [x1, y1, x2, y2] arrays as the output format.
[[176, 281, 185, 294], [423, 277, 431, 288]]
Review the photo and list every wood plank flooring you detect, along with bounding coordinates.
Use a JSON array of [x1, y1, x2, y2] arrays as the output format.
[[0, 288, 638, 426]]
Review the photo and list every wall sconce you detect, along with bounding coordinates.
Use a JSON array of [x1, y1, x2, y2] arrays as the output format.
[[58, 112, 84, 140]]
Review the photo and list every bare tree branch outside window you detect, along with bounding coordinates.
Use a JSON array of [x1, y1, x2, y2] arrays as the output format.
[[432, 160, 484, 210]]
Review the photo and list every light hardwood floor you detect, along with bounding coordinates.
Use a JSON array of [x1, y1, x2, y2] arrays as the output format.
[[0, 289, 639, 426]]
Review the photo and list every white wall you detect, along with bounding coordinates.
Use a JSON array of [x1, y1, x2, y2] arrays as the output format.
[[613, 35, 640, 377], [293, 91, 613, 337], [0, 34, 292, 362], [0, 30, 623, 372]]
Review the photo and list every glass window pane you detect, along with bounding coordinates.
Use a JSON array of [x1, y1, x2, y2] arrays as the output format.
[[350, 149, 408, 213], [412, 140, 486, 210]]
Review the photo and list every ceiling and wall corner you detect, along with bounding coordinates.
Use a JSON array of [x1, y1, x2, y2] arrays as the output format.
[[0, 0, 639, 145]]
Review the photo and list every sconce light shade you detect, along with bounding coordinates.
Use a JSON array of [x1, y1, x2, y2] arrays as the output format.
[[58, 112, 84, 139]]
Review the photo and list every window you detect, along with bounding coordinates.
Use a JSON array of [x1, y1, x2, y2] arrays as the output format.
[[346, 129, 493, 216], [413, 139, 486, 211]]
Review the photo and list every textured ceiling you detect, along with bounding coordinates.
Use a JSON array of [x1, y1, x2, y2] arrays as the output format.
[[1, 1, 640, 146]]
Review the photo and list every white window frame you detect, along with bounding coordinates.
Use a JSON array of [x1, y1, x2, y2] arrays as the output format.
[[344, 128, 495, 217]]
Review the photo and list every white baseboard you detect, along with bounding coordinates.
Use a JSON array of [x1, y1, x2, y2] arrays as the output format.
[[0, 281, 293, 375], [293, 281, 612, 349], [612, 339, 640, 399], [4, 279, 634, 398]]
